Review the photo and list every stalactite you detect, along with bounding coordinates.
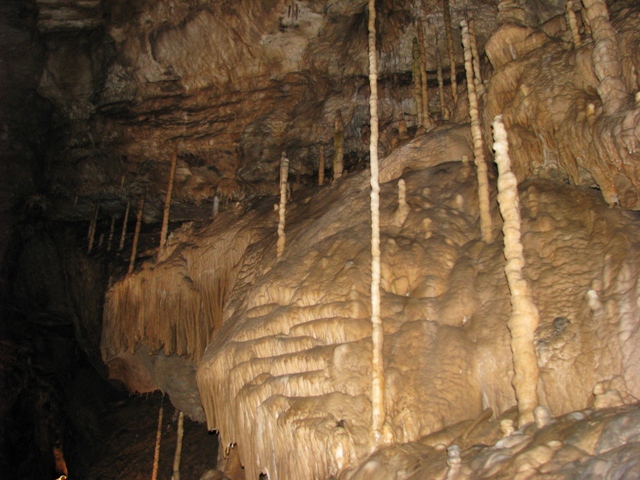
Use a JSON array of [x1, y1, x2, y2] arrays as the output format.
[[492, 114, 541, 428], [333, 110, 344, 181], [151, 401, 163, 480], [442, 0, 458, 106], [417, 19, 432, 128], [461, 20, 492, 242], [160, 150, 178, 248], [368, 0, 387, 446], [212, 195, 219, 216], [582, 0, 627, 115], [436, 47, 449, 121], [172, 410, 184, 480], [412, 38, 424, 127], [468, 18, 485, 99], [318, 145, 325, 186], [277, 152, 289, 258], [566, 0, 582, 48], [87, 203, 99, 254], [128, 197, 145, 274], [119, 199, 131, 251], [107, 216, 115, 252]]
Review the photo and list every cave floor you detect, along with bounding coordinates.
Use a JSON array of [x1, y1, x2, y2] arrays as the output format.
[[86, 392, 219, 480]]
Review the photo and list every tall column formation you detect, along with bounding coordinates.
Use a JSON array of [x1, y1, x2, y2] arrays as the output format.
[[582, 0, 628, 115], [368, 0, 387, 445], [333, 110, 344, 181], [566, 1, 582, 48], [412, 38, 424, 127], [461, 20, 492, 242], [442, 0, 458, 106], [468, 18, 485, 99], [276, 152, 289, 258], [119, 199, 130, 251], [436, 47, 449, 120], [417, 19, 432, 128], [160, 150, 179, 248], [128, 197, 145, 274], [492, 114, 541, 428]]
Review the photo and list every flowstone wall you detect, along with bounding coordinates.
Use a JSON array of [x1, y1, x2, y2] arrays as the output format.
[[102, 125, 640, 476]]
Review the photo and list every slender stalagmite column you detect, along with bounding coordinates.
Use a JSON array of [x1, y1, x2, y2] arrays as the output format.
[[566, 1, 582, 48], [461, 20, 492, 242], [276, 152, 289, 258], [119, 199, 130, 251], [492, 114, 541, 427], [318, 145, 326, 186], [368, 0, 387, 445], [412, 38, 424, 127], [333, 111, 344, 181], [107, 216, 115, 252], [436, 47, 449, 120], [151, 402, 163, 480], [582, 0, 627, 115], [443, 0, 458, 106], [128, 197, 145, 274], [172, 410, 184, 480], [160, 150, 179, 248], [417, 19, 432, 128], [87, 203, 99, 254], [468, 19, 485, 99]]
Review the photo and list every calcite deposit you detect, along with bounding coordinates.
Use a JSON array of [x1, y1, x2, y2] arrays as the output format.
[[4, 0, 640, 478]]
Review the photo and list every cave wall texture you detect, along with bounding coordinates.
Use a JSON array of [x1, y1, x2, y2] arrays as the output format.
[[4, 0, 640, 478]]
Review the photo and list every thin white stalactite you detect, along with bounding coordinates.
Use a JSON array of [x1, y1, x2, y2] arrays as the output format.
[[443, 0, 458, 106], [151, 401, 164, 480], [172, 410, 185, 480], [461, 20, 493, 242], [368, 0, 387, 446], [277, 152, 289, 258], [119, 199, 130, 251], [128, 197, 145, 274], [107, 216, 115, 252], [468, 18, 485, 99], [417, 19, 432, 128], [436, 46, 449, 121], [492, 114, 541, 427], [160, 150, 179, 248], [87, 203, 99, 254]]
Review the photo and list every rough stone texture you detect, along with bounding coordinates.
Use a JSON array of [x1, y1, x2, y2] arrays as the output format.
[[103, 126, 640, 477]]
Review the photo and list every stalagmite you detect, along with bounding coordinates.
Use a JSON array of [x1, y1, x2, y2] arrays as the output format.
[[368, 0, 387, 445], [412, 38, 424, 127], [461, 20, 492, 242], [119, 199, 130, 251], [436, 47, 449, 121], [107, 216, 115, 252], [87, 203, 99, 254], [151, 401, 163, 480], [394, 179, 410, 226], [492, 114, 541, 427], [172, 410, 185, 480], [468, 19, 485, 99], [566, 1, 582, 48], [442, 0, 458, 106], [212, 195, 219, 216], [417, 19, 432, 128], [333, 110, 344, 181], [276, 152, 289, 258], [582, 0, 628, 115], [128, 197, 145, 274], [318, 145, 325, 186], [160, 150, 179, 248]]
